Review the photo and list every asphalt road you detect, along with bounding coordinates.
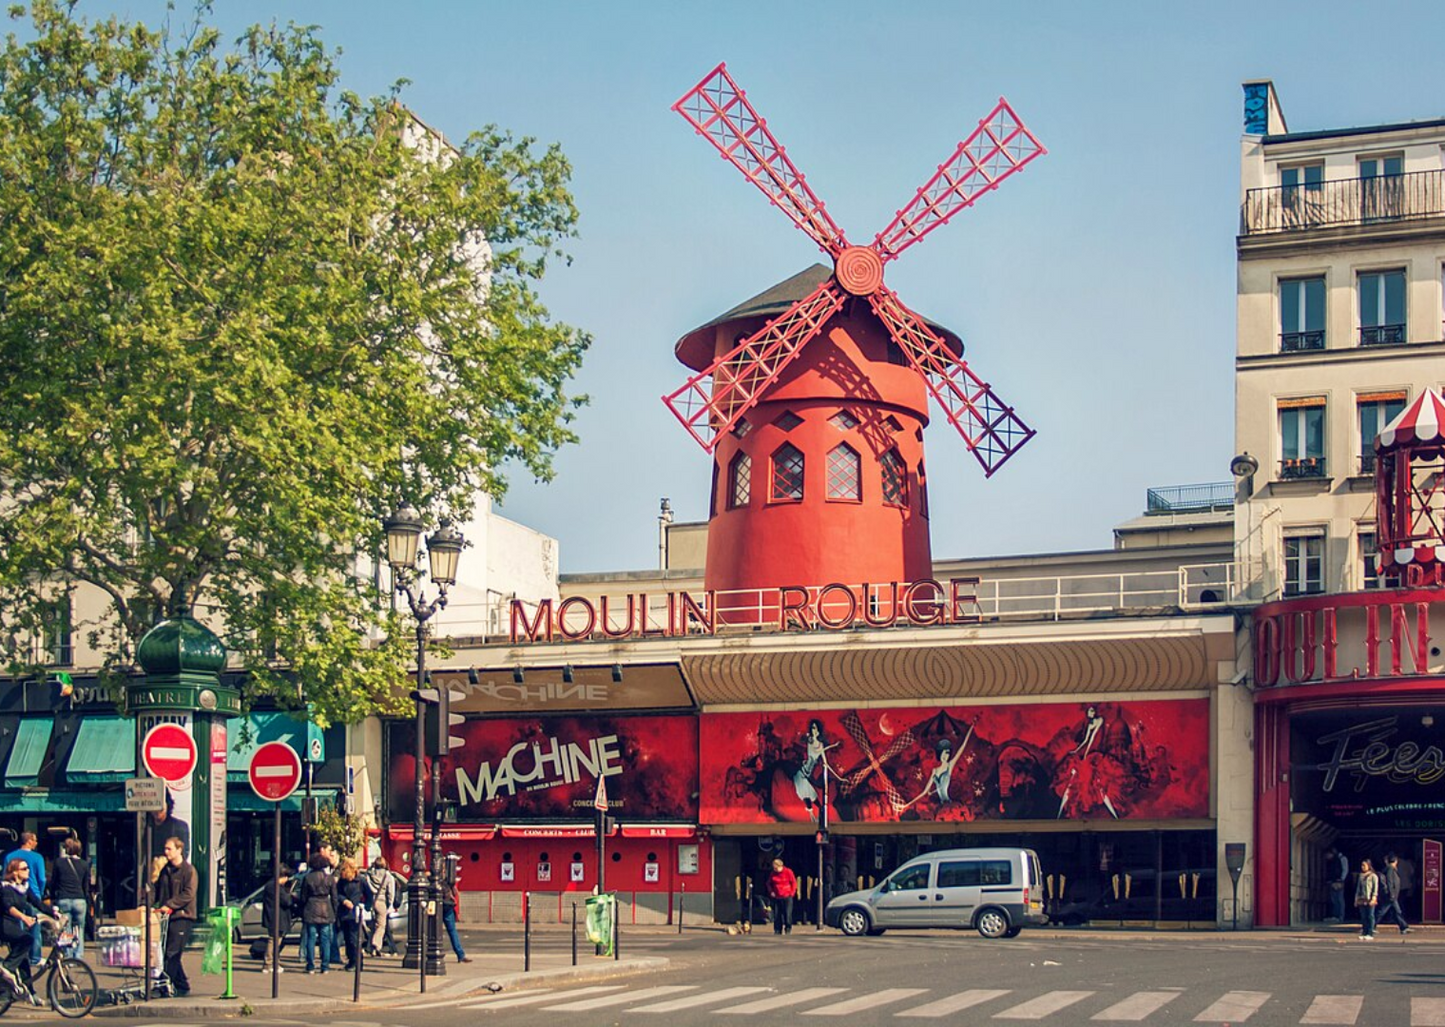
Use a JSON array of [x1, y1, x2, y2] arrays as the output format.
[[160, 927, 1445, 1026]]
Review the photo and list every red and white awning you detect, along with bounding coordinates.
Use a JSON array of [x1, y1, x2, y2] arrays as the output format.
[[1377, 389, 1445, 451]]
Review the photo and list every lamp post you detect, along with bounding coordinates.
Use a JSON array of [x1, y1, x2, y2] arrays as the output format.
[[383, 505, 463, 980]]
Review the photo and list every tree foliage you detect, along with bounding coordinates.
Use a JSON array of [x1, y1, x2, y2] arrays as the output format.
[[0, 2, 589, 722]]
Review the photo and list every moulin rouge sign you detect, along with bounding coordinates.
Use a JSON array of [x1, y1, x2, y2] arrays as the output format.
[[510, 578, 983, 643], [1253, 591, 1445, 688]]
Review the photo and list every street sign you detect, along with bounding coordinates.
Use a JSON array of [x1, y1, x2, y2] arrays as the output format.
[[593, 774, 609, 812], [308, 736, 324, 763], [141, 723, 197, 784], [248, 741, 302, 803], [125, 777, 166, 812]]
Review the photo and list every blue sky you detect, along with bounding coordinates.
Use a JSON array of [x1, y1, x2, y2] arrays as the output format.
[[78, 1, 1445, 572]]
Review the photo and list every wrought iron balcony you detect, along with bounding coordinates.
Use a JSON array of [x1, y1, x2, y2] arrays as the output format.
[[1359, 323, 1405, 347], [1279, 456, 1327, 480], [1242, 169, 1445, 236], [1146, 481, 1235, 513], [1280, 330, 1325, 352], [1358, 452, 1377, 476]]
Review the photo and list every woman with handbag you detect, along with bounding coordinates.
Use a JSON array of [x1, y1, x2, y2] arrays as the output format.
[[1354, 858, 1379, 940]]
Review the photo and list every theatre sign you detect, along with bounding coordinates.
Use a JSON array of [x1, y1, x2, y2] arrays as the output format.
[[1252, 589, 1445, 688], [509, 578, 983, 643]]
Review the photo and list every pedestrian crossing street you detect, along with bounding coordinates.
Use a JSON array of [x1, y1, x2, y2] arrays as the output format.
[[457, 982, 1445, 1023]]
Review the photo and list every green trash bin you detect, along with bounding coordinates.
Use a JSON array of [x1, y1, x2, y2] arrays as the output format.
[[584, 894, 615, 957], [202, 906, 239, 999]]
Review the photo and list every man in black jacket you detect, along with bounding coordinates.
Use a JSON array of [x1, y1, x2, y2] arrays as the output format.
[[261, 864, 295, 972], [154, 837, 197, 997], [1378, 853, 1411, 935]]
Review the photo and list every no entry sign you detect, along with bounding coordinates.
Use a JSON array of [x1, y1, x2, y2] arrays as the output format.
[[141, 723, 197, 784], [248, 741, 302, 803]]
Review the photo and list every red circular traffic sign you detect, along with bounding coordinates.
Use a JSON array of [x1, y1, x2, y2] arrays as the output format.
[[248, 741, 302, 803], [141, 723, 197, 784]]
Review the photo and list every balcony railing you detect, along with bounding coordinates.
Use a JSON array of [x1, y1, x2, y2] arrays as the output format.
[[1280, 330, 1325, 352], [1279, 456, 1327, 480], [1146, 481, 1235, 513], [1242, 169, 1445, 236], [1360, 323, 1406, 346], [1358, 452, 1377, 477]]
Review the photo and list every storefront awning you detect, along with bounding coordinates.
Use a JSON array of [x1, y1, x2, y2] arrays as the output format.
[[229, 786, 338, 814], [384, 826, 498, 842], [66, 717, 135, 783], [619, 825, 696, 839], [4, 719, 51, 788], [226, 712, 317, 779], [0, 789, 126, 813]]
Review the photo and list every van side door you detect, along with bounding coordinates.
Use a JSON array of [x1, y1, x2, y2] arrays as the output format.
[[871, 862, 934, 926], [935, 859, 982, 925]]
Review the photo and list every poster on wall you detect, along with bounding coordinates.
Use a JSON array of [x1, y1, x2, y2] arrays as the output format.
[[1292, 710, 1445, 831], [386, 715, 698, 821], [700, 699, 1210, 824]]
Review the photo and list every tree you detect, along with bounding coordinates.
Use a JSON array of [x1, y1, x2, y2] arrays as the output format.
[[0, 2, 590, 722]]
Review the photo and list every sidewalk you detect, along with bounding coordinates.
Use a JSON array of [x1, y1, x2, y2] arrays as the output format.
[[67, 941, 666, 1019]]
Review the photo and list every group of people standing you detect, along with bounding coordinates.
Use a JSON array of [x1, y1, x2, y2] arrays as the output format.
[[1325, 846, 1411, 940], [0, 833, 98, 998]]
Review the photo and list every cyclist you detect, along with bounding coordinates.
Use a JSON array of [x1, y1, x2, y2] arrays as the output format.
[[0, 857, 55, 998]]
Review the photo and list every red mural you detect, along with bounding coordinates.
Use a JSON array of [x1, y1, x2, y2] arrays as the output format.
[[386, 715, 698, 822], [699, 700, 1209, 824]]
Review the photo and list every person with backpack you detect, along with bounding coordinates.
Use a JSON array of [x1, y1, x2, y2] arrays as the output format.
[[260, 864, 295, 973], [363, 858, 398, 957], [297, 854, 336, 974], [49, 838, 90, 960]]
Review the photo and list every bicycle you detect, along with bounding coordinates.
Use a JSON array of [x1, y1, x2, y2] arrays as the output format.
[[0, 915, 98, 1018]]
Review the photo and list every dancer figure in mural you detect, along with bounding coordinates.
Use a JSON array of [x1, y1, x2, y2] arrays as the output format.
[[1056, 705, 1123, 819], [902, 724, 975, 812], [792, 720, 838, 821]]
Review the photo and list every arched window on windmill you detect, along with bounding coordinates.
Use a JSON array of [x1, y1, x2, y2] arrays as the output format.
[[771, 443, 805, 503], [728, 451, 752, 509], [881, 449, 908, 508], [826, 443, 861, 502]]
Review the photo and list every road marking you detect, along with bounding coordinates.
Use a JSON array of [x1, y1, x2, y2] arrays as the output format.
[[1091, 990, 1184, 1021], [1193, 991, 1271, 1022], [542, 985, 696, 1011], [803, 989, 930, 1016], [460, 986, 627, 1010], [1413, 997, 1445, 1027], [719, 987, 850, 1014], [1300, 994, 1363, 1024], [897, 989, 1011, 1017], [995, 991, 1096, 1019], [630, 986, 772, 1012]]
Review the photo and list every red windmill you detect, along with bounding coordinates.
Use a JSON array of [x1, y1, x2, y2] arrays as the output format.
[[1374, 389, 1445, 588], [664, 64, 1045, 609]]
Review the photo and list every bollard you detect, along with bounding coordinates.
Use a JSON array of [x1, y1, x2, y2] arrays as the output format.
[[678, 882, 685, 935], [571, 902, 578, 967], [612, 896, 619, 961], [523, 890, 531, 973], [353, 904, 365, 1004]]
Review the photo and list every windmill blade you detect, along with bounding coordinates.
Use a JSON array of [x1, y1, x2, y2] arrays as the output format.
[[869, 288, 1034, 476], [873, 99, 1045, 263], [662, 279, 846, 451], [674, 63, 849, 258]]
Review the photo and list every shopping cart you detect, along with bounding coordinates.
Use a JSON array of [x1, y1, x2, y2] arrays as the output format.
[[97, 912, 172, 1004]]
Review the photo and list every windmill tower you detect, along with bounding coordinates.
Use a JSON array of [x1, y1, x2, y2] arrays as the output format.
[[1374, 389, 1445, 588], [664, 64, 1044, 611]]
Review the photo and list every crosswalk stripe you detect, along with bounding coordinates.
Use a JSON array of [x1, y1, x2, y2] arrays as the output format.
[[1300, 995, 1363, 1025], [1413, 997, 1445, 1027], [803, 989, 930, 1016], [897, 989, 1012, 1018], [1193, 991, 1271, 1023], [1091, 990, 1183, 1021], [718, 987, 850, 1014], [541, 985, 696, 1011], [995, 991, 1096, 1020], [630, 986, 773, 1012], [460, 985, 619, 1010], [895, 988, 1011, 1022]]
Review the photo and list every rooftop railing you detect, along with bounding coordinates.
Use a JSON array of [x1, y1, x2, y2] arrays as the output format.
[[1145, 482, 1235, 514], [1242, 169, 1445, 236]]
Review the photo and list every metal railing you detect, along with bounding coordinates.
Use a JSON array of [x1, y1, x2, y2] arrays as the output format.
[[1146, 482, 1235, 513], [1360, 323, 1406, 347], [1279, 457, 1327, 480], [1242, 169, 1445, 236], [1280, 330, 1325, 352]]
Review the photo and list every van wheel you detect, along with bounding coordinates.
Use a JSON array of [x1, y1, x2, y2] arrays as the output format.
[[975, 908, 1010, 939], [839, 908, 871, 937], [1004, 926, 1023, 938]]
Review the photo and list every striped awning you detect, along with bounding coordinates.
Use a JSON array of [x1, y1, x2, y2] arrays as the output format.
[[1378, 389, 1445, 450]]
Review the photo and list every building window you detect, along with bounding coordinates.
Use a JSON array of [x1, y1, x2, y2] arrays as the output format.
[[40, 597, 72, 667], [1279, 276, 1325, 351], [826, 444, 861, 501], [1357, 391, 1406, 475], [1281, 163, 1323, 195], [770, 444, 804, 502], [828, 409, 858, 432], [774, 411, 803, 432], [731, 418, 752, 439], [1359, 154, 1403, 221], [1283, 533, 1325, 596], [728, 452, 752, 508], [1278, 398, 1326, 479], [918, 462, 929, 519], [1359, 268, 1406, 346], [1358, 528, 1382, 591], [880, 449, 908, 508]]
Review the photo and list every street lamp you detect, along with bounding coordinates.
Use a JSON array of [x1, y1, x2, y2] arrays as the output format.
[[383, 505, 463, 981]]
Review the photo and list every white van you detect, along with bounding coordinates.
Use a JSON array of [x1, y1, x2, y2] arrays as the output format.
[[823, 847, 1046, 938]]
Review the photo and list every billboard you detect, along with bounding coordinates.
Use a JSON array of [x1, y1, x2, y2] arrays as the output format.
[[700, 699, 1210, 824], [1291, 709, 1445, 831], [387, 714, 698, 822]]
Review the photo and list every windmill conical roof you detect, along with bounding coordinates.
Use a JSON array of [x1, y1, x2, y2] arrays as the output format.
[[1377, 389, 1445, 450], [674, 264, 964, 371]]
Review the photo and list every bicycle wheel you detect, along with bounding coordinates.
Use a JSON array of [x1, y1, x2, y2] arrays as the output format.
[[0, 981, 13, 1016], [47, 958, 96, 1019]]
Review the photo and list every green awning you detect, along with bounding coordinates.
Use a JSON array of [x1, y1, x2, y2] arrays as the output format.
[[227, 786, 337, 813], [0, 790, 126, 813], [226, 712, 311, 779], [5, 719, 52, 788], [66, 717, 135, 783]]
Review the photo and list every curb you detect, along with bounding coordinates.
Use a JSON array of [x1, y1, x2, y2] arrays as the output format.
[[87, 957, 669, 1019]]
